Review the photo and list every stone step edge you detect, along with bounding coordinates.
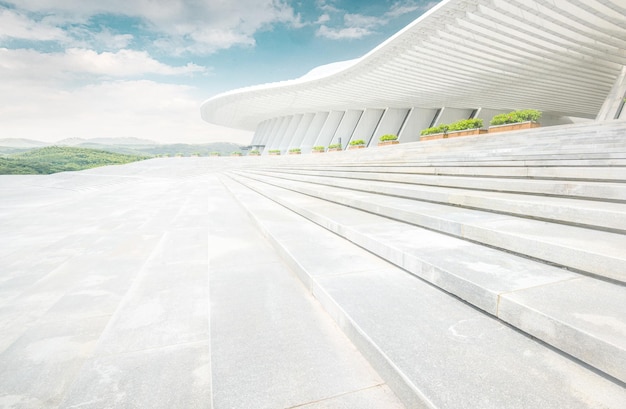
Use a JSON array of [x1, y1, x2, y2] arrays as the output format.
[[227, 172, 626, 383], [244, 169, 626, 233], [234, 171, 626, 284], [250, 168, 626, 202], [218, 175, 434, 409], [221, 174, 626, 402]]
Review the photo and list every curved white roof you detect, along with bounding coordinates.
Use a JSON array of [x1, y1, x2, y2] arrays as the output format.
[[201, 0, 626, 131]]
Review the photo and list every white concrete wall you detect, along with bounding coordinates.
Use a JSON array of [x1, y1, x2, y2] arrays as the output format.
[[259, 118, 280, 149], [371, 108, 410, 146], [398, 108, 439, 142], [288, 113, 315, 152], [474, 108, 508, 128], [301, 112, 329, 153], [435, 107, 474, 126], [264, 116, 291, 154], [332, 110, 363, 149], [315, 111, 345, 149], [349, 109, 384, 147], [278, 114, 303, 151]]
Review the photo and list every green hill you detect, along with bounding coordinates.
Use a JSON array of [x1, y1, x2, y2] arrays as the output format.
[[0, 146, 150, 175]]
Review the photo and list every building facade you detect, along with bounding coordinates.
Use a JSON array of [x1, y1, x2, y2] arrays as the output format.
[[201, 0, 626, 154]]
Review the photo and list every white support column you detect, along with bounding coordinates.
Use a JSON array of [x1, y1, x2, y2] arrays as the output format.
[[251, 120, 270, 146], [435, 107, 474, 125], [264, 116, 290, 154], [474, 108, 508, 128], [302, 112, 329, 152], [334, 109, 363, 149], [398, 108, 439, 142], [288, 113, 314, 152], [277, 114, 303, 152], [597, 65, 626, 121], [258, 118, 279, 150], [371, 108, 410, 146], [315, 111, 344, 149], [350, 109, 384, 147]]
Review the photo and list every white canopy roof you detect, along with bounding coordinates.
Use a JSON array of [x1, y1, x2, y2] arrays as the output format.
[[201, 0, 626, 131]]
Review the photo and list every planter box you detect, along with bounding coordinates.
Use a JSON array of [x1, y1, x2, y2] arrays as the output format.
[[327, 148, 342, 152], [248, 153, 260, 156], [420, 128, 487, 141], [269, 152, 281, 156], [489, 121, 540, 133], [378, 140, 399, 146], [312, 150, 325, 154], [288, 151, 301, 155], [348, 145, 366, 150]]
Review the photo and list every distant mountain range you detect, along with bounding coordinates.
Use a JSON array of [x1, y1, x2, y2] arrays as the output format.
[[0, 137, 244, 156]]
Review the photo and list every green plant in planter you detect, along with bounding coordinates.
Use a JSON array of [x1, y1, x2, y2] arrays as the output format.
[[379, 134, 398, 141], [313, 146, 325, 152], [490, 109, 541, 126], [269, 149, 281, 154], [421, 124, 449, 136], [448, 118, 483, 131], [231, 151, 242, 156], [349, 139, 366, 146], [289, 148, 301, 153], [249, 150, 260, 155], [209, 152, 220, 156], [328, 143, 342, 149]]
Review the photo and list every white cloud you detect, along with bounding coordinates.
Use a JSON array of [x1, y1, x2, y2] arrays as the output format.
[[316, 25, 373, 40], [0, 47, 206, 82], [0, 8, 70, 42], [315, 0, 429, 41], [0, 78, 252, 144], [4, 0, 303, 54]]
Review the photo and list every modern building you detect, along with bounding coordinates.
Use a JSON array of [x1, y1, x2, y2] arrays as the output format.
[[201, 0, 626, 153]]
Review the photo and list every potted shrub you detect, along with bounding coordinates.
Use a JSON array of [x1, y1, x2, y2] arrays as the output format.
[[378, 134, 399, 146], [209, 152, 220, 157], [348, 139, 366, 149], [489, 109, 541, 133], [289, 148, 301, 155], [327, 143, 342, 152], [231, 151, 242, 156], [248, 150, 260, 156], [312, 146, 326, 153], [268, 149, 281, 156], [420, 118, 486, 141]]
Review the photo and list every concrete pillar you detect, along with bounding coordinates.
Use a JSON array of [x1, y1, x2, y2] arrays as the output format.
[[302, 112, 330, 152], [350, 109, 384, 147], [263, 116, 290, 154], [474, 108, 508, 128], [398, 108, 439, 142], [288, 113, 315, 152], [277, 114, 303, 151], [371, 108, 410, 146], [596, 65, 626, 121], [315, 111, 345, 149], [435, 107, 474, 125], [332, 110, 363, 149]]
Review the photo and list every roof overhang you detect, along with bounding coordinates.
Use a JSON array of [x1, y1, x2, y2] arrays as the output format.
[[201, 0, 626, 131]]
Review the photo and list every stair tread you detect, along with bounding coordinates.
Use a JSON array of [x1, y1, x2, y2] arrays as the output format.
[[222, 175, 626, 408], [249, 169, 626, 231], [236, 171, 626, 283]]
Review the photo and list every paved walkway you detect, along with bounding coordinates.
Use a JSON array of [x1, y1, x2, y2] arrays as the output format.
[[0, 158, 403, 409]]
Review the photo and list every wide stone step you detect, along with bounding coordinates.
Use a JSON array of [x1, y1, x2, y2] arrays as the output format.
[[221, 174, 626, 409], [233, 171, 626, 284], [245, 169, 626, 232], [227, 172, 626, 384], [250, 167, 626, 201]]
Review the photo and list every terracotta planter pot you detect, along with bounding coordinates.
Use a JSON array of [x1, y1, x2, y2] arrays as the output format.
[[447, 128, 488, 138], [269, 152, 280, 156], [489, 121, 540, 133], [289, 151, 301, 155], [348, 145, 366, 150], [312, 150, 325, 154], [327, 148, 342, 152], [420, 133, 446, 141], [378, 140, 399, 146]]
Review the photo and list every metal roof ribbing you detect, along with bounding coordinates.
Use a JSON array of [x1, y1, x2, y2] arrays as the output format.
[[200, 0, 626, 130]]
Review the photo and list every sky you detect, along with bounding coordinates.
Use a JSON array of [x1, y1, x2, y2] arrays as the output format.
[[0, 0, 438, 145]]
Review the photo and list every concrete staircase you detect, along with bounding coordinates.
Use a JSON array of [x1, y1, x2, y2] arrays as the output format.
[[222, 120, 626, 408]]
